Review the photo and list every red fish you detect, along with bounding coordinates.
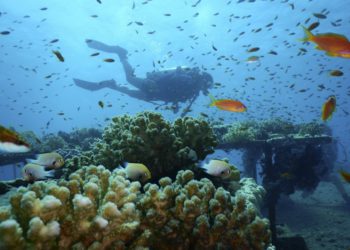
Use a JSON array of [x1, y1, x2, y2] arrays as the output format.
[[321, 95, 336, 121], [301, 26, 350, 58], [209, 94, 247, 112]]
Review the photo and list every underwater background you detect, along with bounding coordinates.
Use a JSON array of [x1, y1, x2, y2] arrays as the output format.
[[0, 0, 350, 250]]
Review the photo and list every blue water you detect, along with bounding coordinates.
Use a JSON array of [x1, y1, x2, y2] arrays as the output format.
[[0, 0, 348, 136], [1, 0, 349, 179], [1, 1, 350, 249]]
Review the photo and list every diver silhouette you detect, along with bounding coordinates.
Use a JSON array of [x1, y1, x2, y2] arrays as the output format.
[[74, 39, 214, 117]]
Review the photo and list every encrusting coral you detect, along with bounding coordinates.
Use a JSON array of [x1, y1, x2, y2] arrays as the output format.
[[219, 119, 327, 148], [0, 165, 272, 250], [66, 112, 217, 179]]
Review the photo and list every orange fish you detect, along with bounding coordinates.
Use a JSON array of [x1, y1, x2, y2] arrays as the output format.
[[321, 95, 336, 121], [301, 26, 350, 58], [0, 125, 30, 153], [209, 94, 247, 112], [339, 169, 350, 183]]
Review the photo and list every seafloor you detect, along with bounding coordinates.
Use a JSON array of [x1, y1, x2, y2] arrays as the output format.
[[277, 181, 350, 250]]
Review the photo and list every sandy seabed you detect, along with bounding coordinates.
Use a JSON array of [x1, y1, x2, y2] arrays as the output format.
[[277, 181, 350, 250]]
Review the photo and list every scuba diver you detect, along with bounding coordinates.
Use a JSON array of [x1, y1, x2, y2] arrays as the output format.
[[73, 39, 214, 117]]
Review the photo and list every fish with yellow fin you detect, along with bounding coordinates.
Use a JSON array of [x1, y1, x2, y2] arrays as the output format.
[[209, 94, 247, 112], [199, 159, 232, 179], [321, 95, 336, 121], [301, 26, 350, 58], [122, 162, 151, 182], [0, 125, 30, 153], [27, 152, 64, 169]]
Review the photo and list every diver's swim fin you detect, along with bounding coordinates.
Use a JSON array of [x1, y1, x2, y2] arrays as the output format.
[[73, 78, 118, 91], [85, 39, 128, 58]]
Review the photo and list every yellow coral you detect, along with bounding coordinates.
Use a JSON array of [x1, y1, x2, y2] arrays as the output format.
[[0, 165, 272, 250]]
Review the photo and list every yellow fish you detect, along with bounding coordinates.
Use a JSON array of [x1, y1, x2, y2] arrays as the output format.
[[124, 162, 151, 182], [27, 152, 64, 169]]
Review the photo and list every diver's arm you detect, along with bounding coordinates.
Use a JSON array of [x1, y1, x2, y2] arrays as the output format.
[[118, 57, 153, 92]]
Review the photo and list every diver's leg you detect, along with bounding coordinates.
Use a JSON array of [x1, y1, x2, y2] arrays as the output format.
[[85, 39, 128, 58], [73, 78, 117, 91], [85, 39, 149, 91]]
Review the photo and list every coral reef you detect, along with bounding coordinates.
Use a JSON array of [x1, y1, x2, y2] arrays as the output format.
[[19, 128, 102, 154], [37, 134, 67, 153], [58, 128, 102, 151], [66, 112, 217, 180], [0, 164, 272, 250], [218, 119, 328, 148], [221, 121, 259, 148], [297, 122, 326, 137]]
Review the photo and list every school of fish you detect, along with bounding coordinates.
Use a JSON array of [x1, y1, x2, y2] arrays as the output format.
[[0, 1, 349, 184]]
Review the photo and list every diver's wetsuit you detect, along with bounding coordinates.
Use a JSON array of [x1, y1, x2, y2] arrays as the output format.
[[74, 40, 213, 115]]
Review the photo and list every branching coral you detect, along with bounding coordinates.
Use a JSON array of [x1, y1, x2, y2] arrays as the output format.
[[138, 170, 271, 250], [0, 165, 272, 250], [0, 165, 140, 250], [67, 112, 217, 179]]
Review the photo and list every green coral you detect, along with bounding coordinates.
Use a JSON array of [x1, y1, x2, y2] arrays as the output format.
[[38, 134, 67, 153], [297, 122, 326, 136], [20, 128, 102, 154], [0, 165, 272, 250], [258, 119, 295, 138], [220, 119, 327, 148], [222, 121, 259, 148], [67, 112, 217, 179], [58, 128, 102, 151]]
